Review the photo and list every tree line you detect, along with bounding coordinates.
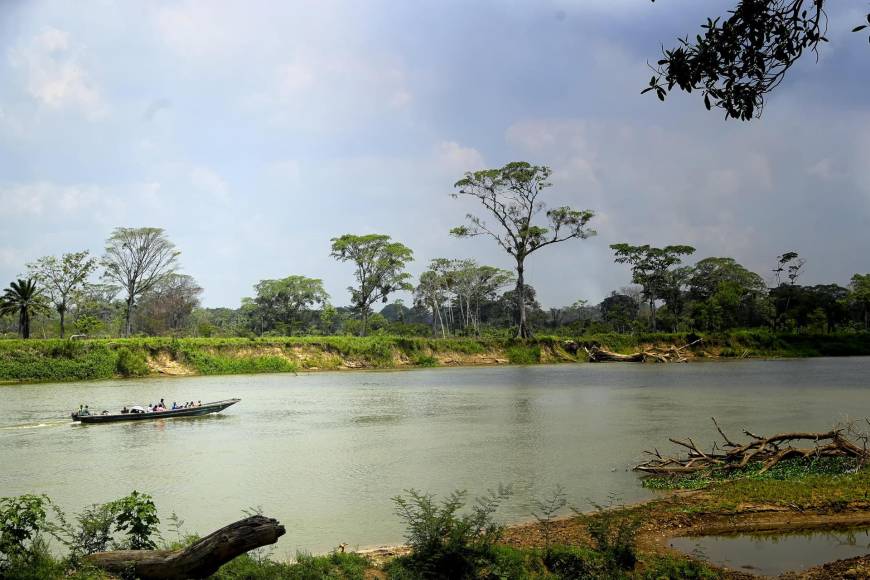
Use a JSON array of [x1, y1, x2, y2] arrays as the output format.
[[2, 162, 868, 339]]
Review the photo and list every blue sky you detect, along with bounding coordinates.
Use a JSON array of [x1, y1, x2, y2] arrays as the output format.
[[1, 0, 868, 308]]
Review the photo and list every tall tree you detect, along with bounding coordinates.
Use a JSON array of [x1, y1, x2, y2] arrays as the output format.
[[134, 273, 203, 335], [330, 234, 414, 336], [27, 251, 97, 338], [101, 227, 180, 337], [610, 243, 696, 332], [450, 162, 595, 338], [849, 273, 870, 330], [248, 275, 329, 335], [646, 1, 870, 120], [0, 278, 49, 339]]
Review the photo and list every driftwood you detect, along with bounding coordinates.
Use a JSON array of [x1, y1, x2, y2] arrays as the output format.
[[583, 339, 703, 363], [86, 515, 285, 579], [635, 418, 870, 476]]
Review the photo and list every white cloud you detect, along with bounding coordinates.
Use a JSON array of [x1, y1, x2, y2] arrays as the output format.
[[190, 167, 229, 201], [8, 27, 105, 118], [435, 141, 485, 174]]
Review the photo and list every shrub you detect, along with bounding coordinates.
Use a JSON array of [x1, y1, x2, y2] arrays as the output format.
[[639, 554, 720, 579], [506, 345, 540, 365], [544, 545, 604, 579], [582, 500, 640, 573], [115, 348, 149, 377], [0, 494, 50, 566], [391, 486, 511, 579], [109, 491, 159, 550]]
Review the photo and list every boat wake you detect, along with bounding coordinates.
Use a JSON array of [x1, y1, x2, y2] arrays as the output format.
[[0, 420, 69, 431]]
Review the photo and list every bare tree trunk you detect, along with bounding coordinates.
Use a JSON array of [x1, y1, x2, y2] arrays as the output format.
[[649, 297, 656, 332], [516, 260, 531, 339], [87, 515, 285, 580], [59, 307, 66, 339], [124, 296, 134, 337]]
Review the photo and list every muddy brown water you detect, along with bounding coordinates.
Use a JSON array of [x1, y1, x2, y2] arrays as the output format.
[[670, 527, 870, 576], [1, 357, 869, 558]]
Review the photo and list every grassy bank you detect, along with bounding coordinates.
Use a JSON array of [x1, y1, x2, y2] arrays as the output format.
[[7, 457, 869, 579], [1, 330, 869, 383]]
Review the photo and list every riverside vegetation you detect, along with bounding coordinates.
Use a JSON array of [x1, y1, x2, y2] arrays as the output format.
[[4, 452, 869, 579], [1, 330, 870, 383]]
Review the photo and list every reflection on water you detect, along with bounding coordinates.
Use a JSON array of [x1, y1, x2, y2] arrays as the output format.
[[1, 357, 869, 556], [670, 527, 870, 576]]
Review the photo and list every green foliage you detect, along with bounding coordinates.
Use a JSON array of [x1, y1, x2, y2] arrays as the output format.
[[73, 315, 103, 336], [109, 491, 159, 550], [412, 353, 438, 367], [115, 347, 149, 377], [532, 486, 568, 554], [69, 503, 116, 556], [0, 494, 50, 565], [391, 486, 511, 579], [330, 234, 414, 336], [506, 344, 540, 365], [582, 499, 641, 573], [639, 554, 720, 580], [543, 545, 605, 579], [213, 551, 370, 580], [643, 456, 861, 491]]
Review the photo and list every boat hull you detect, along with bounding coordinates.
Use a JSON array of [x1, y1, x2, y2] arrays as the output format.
[[71, 399, 240, 424]]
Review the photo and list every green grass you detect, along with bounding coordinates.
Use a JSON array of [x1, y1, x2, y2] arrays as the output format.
[[1, 331, 868, 383], [642, 456, 860, 491]]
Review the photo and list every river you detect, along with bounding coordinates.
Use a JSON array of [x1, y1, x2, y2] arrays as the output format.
[[1, 357, 868, 558]]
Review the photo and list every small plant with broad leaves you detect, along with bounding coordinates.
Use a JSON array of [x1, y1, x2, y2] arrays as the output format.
[[110, 491, 160, 550], [0, 494, 50, 566]]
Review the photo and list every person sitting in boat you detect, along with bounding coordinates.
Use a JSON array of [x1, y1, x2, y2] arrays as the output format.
[[196, 400, 202, 407], [171, 401, 177, 410], [129, 405, 145, 414], [79, 405, 91, 416], [147, 404, 154, 413], [121, 406, 129, 414], [101, 410, 109, 415]]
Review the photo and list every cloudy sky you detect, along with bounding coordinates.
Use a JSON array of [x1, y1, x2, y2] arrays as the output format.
[[1, 0, 868, 309]]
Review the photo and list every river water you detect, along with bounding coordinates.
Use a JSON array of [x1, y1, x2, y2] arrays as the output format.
[[1, 358, 869, 558]]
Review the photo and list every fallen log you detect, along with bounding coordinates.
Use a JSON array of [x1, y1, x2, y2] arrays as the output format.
[[86, 515, 285, 579], [584, 339, 703, 363], [635, 418, 870, 475]]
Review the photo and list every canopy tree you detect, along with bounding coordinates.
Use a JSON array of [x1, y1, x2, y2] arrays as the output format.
[[101, 227, 180, 337], [687, 256, 769, 330], [135, 273, 203, 336], [27, 251, 97, 338], [610, 243, 696, 331], [330, 234, 413, 336], [450, 162, 595, 338], [646, 0, 870, 120], [0, 278, 49, 339], [247, 275, 329, 335]]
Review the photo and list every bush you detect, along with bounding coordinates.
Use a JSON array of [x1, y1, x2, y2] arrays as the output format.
[[639, 554, 720, 579], [0, 494, 50, 566], [391, 487, 511, 579], [115, 348, 149, 377], [506, 345, 540, 365], [544, 545, 604, 579], [583, 500, 640, 573], [109, 491, 160, 550]]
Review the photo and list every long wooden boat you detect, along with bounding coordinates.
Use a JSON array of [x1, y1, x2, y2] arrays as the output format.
[[71, 398, 240, 424]]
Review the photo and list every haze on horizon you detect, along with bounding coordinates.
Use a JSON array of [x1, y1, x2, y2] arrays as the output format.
[[1, 0, 868, 310]]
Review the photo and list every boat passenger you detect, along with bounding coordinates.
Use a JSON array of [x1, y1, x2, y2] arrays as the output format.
[[197, 400, 202, 407], [80, 405, 91, 416], [101, 410, 109, 415], [121, 406, 129, 414], [172, 402, 177, 410]]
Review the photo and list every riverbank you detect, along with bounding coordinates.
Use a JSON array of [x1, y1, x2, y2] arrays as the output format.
[[1, 330, 869, 383]]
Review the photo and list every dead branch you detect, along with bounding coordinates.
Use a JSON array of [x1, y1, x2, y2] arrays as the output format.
[[634, 419, 870, 476]]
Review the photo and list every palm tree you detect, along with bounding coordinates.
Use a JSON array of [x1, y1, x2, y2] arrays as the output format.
[[0, 278, 48, 339]]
